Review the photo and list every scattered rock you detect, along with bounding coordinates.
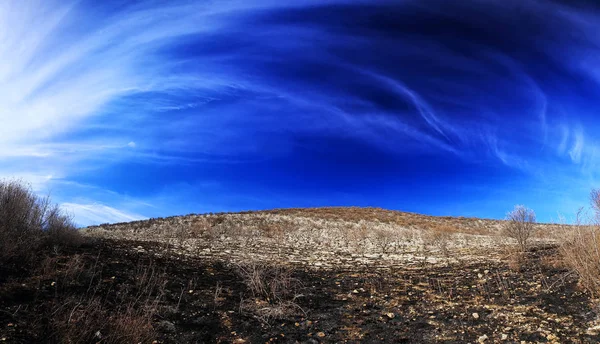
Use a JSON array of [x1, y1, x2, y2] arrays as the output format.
[[478, 334, 488, 342], [386, 312, 395, 319], [317, 332, 326, 338], [501, 334, 508, 340], [157, 320, 176, 333], [473, 312, 480, 320], [587, 325, 600, 335]]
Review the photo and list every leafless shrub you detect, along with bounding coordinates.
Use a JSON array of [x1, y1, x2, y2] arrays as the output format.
[[205, 217, 244, 242], [559, 193, 600, 297], [419, 230, 451, 264], [235, 262, 298, 302], [0, 179, 83, 267], [503, 205, 536, 252], [234, 261, 304, 323], [191, 217, 211, 238], [261, 220, 285, 240], [372, 228, 395, 254], [393, 230, 415, 254], [429, 231, 451, 258], [348, 223, 370, 254]]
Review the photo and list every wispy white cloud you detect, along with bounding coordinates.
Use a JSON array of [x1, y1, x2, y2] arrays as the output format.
[[569, 127, 585, 164], [558, 124, 570, 155], [3, 0, 600, 226], [61, 202, 145, 226]]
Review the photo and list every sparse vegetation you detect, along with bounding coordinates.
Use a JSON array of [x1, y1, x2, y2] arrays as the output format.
[[6, 201, 600, 342], [0, 181, 165, 343], [0, 179, 83, 272], [234, 261, 304, 324]]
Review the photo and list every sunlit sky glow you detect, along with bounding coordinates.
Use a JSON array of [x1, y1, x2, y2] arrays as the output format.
[[2, 0, 600, 226]]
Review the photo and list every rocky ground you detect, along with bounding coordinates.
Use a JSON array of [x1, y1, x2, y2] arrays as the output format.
[[1, 208, 599, 343]]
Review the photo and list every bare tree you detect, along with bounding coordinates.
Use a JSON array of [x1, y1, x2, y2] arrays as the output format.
[[503, 205, 536, 252], [591, 189, 600, 223]]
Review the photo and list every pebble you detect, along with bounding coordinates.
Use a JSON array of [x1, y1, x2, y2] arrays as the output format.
[[478, 334, 488, 342], [317, 332, 326, 338], [472, 312, 480, 320], [386, 312, 395, 319], [587, 324, 600, 335], [501, 334, 508, 340], [157, 320, 176, 333]]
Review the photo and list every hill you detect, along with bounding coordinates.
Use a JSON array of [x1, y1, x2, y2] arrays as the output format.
[[2, 206, 598, 343]]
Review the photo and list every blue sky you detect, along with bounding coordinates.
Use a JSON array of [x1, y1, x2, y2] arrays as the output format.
[[2, 0, 600, 225]]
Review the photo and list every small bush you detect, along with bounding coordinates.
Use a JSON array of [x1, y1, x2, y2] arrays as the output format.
[[503, 205, 536, 252]]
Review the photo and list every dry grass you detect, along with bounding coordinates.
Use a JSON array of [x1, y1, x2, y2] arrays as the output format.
[[559, 223, 600, 297], [235, 262, 300, 303], [43, 256, 166, 343], [50, 295, 158, 344], [554, 191, 600, 298], [234, 261, 304, 323], [261, 207, 498, 235], [84, 204, 566, 272]]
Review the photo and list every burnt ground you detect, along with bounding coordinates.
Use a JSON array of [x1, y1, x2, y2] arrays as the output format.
[[0, 239, 599, 343]]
